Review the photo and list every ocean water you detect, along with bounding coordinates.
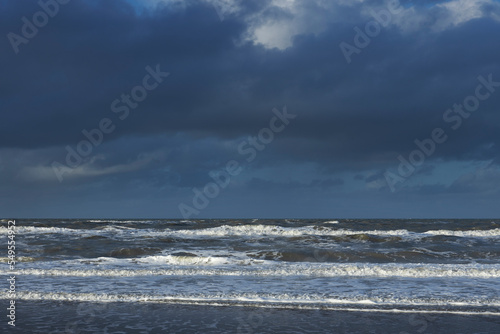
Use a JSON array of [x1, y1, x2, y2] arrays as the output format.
[[2, 218, 500, 333]]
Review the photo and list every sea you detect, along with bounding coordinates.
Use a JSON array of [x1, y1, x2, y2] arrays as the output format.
[[1, 218, 500, 333]]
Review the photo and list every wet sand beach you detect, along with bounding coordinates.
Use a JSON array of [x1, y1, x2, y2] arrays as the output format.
[[3, 299, 500, 333]]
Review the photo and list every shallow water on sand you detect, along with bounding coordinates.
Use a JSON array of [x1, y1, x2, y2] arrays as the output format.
[[2, 300, 500, 334]]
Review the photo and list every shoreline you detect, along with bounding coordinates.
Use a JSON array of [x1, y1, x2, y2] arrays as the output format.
[[2, 299, 500, 333]]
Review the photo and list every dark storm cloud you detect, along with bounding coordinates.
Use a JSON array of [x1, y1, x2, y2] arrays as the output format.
[[1, 0, 500, 217], [2, 0, 500, 164]]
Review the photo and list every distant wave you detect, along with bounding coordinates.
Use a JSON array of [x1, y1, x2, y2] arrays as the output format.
[[3, 224, 500, 239]]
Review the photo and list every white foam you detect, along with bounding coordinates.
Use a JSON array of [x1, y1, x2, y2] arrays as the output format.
[[0, 225, 141, 236], [423, 228, 500, 237], [0, 256, 37, 262], [86, 219, 154, 223], [171, 225, 500, 239], [0, 226, 92, 235], [7, 262, 500, 278], [2, 224, 500, 240], [5, 291, 500, 315], [137, 255, 230, 266]]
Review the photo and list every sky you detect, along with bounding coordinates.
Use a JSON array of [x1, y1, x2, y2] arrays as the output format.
[[1, 0, 500, 219]]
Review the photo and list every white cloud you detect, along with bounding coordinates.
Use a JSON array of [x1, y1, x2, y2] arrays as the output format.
[[438, 0, 490, 26], [132, 0, 240, 16], [392, 0, 500, 33], [129, 0, 500, 47], [243, 0, 336, 49]]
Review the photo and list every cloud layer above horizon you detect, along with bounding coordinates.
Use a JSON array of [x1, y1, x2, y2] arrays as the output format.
[[1, 0, 500, 218]]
